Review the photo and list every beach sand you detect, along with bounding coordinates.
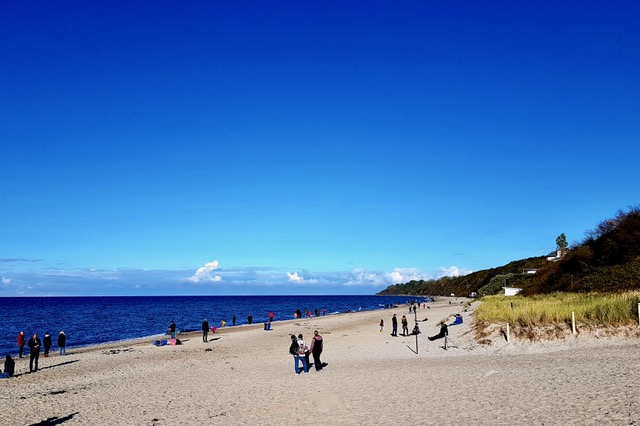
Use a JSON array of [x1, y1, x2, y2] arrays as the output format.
[[2, 298, 639, 425]]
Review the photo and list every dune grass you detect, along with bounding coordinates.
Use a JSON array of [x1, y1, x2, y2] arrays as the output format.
[[475, 291, 640, 327]]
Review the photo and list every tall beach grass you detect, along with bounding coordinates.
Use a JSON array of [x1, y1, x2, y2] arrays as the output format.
[[475, 291, 640, 327]]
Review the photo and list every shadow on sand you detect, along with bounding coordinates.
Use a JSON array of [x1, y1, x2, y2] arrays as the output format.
[[29, 412, 79, 425], [13, 360, 79, 378]]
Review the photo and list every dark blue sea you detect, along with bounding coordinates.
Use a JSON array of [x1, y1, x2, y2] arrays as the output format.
[[0, 295, 413, 357]]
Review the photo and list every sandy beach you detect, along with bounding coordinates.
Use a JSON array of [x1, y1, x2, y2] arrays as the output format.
[[2, 298, 639, 425]]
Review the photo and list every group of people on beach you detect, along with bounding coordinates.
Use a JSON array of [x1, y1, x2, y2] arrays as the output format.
[[2, 330, 67, 378], [289, 330, 324, 375], [293, 308, 326, 319]]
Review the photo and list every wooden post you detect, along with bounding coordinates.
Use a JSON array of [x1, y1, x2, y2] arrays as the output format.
[[571, 311, 577, 335], [506, 322, 510, 343], [637, 303, 639, 326]]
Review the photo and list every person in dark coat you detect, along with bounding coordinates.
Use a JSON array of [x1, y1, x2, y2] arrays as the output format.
[[43, 332, 52, 357], [58, 331, 67, 355], [17, 331, 25, 358], [401, 315, 409, 336], [28, 333, 41, 372], [2, 355, 15, 377], [247, 314, 253, 325], [232, 315, 236, 326], [202, 319, 209, 342], [310, 330, 324, 371], [168, 321, 176, 340], [391, 314, 398, 336]]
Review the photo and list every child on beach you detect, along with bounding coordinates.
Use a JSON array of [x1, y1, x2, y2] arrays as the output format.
[[379, 319, 384, 332]]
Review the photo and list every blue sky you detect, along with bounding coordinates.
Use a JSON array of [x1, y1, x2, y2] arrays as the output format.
[[1, 1, 639, 296]]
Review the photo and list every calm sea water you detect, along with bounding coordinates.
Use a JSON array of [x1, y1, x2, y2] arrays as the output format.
[[0, 295, 413, 357]]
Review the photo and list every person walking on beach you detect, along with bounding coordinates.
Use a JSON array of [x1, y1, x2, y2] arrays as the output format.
[[43, 332, 52, 357], [232, 315, 236, 326], [269, 311, 274, 323], [379, 319, 384, 332], [289, 334, 308, 375], [247, 314, 253, 325], [17, 331, 25, 358], [391, 314, 398, 336], [310, 330, 323, 371], [28, 333, 41, 372], [401, 315, 409, 336], [58, 331, 66, 355], [168, 321, 176, 340], [202, 319, 209, 342]]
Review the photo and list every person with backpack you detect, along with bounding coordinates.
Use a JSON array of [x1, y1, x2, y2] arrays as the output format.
[[289, 334, 308, 375]]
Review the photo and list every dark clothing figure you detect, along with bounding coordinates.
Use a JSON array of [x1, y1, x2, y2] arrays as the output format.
[[3, 355, 15, 377], [428, 323, 449, 341], [232, 315, 236, 326], [58, 331, 67, 355], [412, 324, 421, 335], [168, 321, 176, 340], [202, 319, 209, 342], [43, 332, 52, 357], [28, 334, 41, 372], [248, 314, 253, 325], [310, 331, 323, 371], [401, 315, 409, 336], [391, 314, 398, 336], [295, 309, 302, 319], [17, 332, 25, 358]]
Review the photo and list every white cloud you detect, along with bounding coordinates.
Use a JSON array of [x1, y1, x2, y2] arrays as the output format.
[[287, 271, 318, 284], [436, 266, 473, 278], [287, 272, 304, 283], [385, 267, 429, 284], [187, 260, 222, 283], [2, 277, 10, 285]]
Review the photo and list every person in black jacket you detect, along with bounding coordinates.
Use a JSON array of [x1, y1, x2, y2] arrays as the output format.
[[58, 331, 67, 356], [28, 333, 41, 372], [43, 332, 52, 357], [202, 319, 209, 342]]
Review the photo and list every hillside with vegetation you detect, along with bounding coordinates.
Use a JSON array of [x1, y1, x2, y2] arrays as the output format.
[[377, 206, 640, 297]]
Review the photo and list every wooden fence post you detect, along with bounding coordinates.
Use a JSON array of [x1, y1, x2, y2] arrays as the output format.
[[571, 311, 577, 335], [506, 322, 510, 343]]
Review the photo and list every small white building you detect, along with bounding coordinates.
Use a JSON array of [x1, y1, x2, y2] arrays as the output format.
[[503, 287, 523, 296]]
